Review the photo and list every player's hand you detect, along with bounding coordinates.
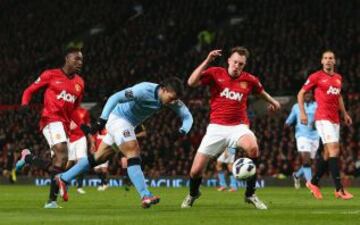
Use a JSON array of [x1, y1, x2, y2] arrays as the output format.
[[206, 50, 222, 63], [268, 100, 281, 112], [343, 113, 352, 126], [90, 118, 107, 134], [300, 113, 308, 125]]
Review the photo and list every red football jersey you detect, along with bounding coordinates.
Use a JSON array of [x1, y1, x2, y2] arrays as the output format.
[[22, 68, 84, 133], [302, 70, 342, 123], [69, 107, 90, 142], [200, 67, 264, 125]]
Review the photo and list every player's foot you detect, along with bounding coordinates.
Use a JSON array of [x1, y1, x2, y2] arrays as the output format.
[[217, 186, 227, 192], [15, 149, 31, 171], [44, 201, 62, 209], [141, 195, 160, 208], [306, 181, 323, 200], [97, 184, 109, 191], [293, 173, 300, 189], [228, 188, 237, 192], [181, 192, 201, 208], [245, 194, 268, 210], [77, 188, 86, 194], [334, 189, 353, 200], [55, 176, 68, 201]]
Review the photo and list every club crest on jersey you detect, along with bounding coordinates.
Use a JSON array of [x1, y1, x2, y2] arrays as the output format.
[[57, 90, 77, 103], [326, 86, 340, 95], [220, 88, 243, 102], [75, 84, 82, 92], [239, 82, 248, 89], [123, 130, 131, 137]]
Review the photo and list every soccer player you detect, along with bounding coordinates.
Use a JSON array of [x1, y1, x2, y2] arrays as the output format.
[[216, 147, 238, 192], [297, 50, 353, 200], [19, 47, 85, 208], [67, 107, 93, 194], [284, 92, 319, 189], [181, 47, 280, 209], [56, 77, 193, 208]]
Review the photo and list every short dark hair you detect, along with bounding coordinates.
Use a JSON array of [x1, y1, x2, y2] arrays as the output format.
[[229, 46, 250, 59], [160, 77, 184, 97], [64, 47, 82, 57], [322, 50, 336, 59]]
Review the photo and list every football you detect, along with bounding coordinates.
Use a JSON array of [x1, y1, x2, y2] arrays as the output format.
[[232, 157, 256, 179]]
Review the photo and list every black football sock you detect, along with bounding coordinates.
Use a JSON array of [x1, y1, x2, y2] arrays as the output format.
[[48, 166, 63, 202], [103, 173, 109, 185], [98, 172, 106, 185], [77, 173, 84, 188], [328, 157, 342, 191], [245, 158, 258, 197], [189, 177, 202, 197], [122, 168, 131, 186], [25, 155, 51, 171], [311, 156, 328, 186]]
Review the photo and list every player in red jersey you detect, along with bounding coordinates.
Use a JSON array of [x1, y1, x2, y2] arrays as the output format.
[[18, 47, 85, 208], [297, 50, 353, 200], [181, 47, 280, 209], [67, 107, 93, 194]]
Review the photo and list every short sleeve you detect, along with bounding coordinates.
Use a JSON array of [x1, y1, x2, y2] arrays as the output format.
[[252, 77, 264, 94], [200, 67, 217, 86], [302, 73, 318, 91]]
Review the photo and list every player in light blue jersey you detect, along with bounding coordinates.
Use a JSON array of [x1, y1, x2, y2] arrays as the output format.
[[284, 92, 319, 189], [216, 147, 238, 192], [55, 77, 193, 208]]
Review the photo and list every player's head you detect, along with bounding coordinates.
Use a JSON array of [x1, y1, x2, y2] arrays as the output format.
[[64, 47, 83, 74], [321, 50, 336, 72], [159, 77, 184, 105], [304, 91, 313, 103], [227, 46, 249, 77]]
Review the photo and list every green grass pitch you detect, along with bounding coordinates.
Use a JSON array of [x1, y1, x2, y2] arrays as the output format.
[[0, 186, 359, 225]]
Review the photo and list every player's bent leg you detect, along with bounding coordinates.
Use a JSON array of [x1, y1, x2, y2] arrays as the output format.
[[181, 152, 210, 208], [216, 161, 227, 191], [57, 143, 114, 201], [120, 140, 160, 208], [47, 143, 68, 204], [237, 134, 267, 209]]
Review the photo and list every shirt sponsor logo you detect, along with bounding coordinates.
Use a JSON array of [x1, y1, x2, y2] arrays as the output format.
[[326, 86, 340, 95], [220, 88, 243, 102], [57, 90, 77, 103]]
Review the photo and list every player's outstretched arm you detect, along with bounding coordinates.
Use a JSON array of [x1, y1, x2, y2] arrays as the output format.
[[21, 72, 50, 105], [187, 49, 222, 87], [100, 85, 143, 120], [297, 89, 308, 125]]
